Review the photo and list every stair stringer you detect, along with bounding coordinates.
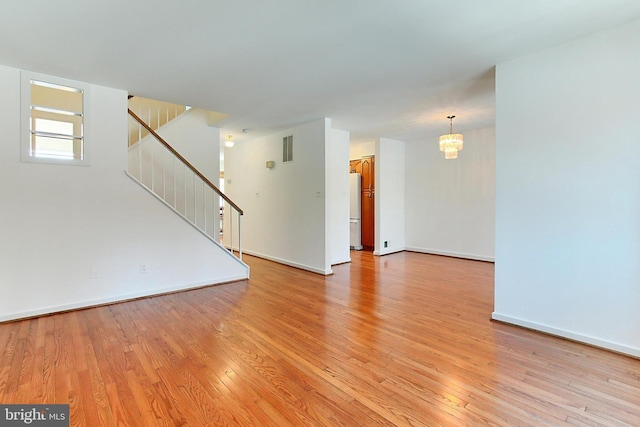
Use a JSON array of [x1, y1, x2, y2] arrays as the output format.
[[125, 169, 249, 275]]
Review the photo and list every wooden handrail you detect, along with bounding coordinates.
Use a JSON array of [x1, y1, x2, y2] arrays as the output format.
[[128, 109, 243, 215]]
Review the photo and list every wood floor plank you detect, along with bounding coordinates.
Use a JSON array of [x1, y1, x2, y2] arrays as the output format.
[[0, 251, 638, 426]]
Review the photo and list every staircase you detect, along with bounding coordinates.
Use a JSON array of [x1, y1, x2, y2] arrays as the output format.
[[126, 97, 244, 263], [128, 97, 189, 145]]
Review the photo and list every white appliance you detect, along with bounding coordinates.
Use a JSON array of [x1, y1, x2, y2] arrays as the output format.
[[349, 173, 363, 250]]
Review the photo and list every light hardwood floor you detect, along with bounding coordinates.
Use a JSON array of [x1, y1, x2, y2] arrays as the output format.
[[0, 251, 638, 426]]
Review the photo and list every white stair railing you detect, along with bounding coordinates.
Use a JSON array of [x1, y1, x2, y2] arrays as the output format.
[[127, 109, 243, 260], [128, 97, 188, 146]]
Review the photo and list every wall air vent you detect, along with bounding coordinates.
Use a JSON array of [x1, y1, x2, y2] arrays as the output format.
[[283, 135, 293, 162]]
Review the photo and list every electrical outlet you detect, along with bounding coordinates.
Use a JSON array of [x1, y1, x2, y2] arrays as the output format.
[[140, 264, 148, 273], [384, 241, 388, 248]]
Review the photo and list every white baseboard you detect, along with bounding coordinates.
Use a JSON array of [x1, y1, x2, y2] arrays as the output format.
[[405, 246, 494, 262], [0, 275, 247, 323], [240, 249, 333, 275], [373, 247, 405, 256], [492, 313, 640, 359]]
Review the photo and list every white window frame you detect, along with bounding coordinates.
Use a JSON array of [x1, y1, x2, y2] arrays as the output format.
[[21, 71, 91, 166]]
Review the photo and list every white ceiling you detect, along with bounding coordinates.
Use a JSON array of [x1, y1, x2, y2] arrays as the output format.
[[2, 1, 639, 143]]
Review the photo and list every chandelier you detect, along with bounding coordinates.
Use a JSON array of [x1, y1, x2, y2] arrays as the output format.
[[439, 115, 463, 159]]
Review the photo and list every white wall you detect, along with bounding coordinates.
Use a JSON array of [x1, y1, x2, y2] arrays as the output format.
[[404, 128, 496, 261], [328, 129, 351, 264], [224, 118, 332, 274], [156, 108, 220, 181], [494, 20, 640, 357], [350, 140, 375, 160], [0, 65, 248, 322], [375, 138, 406, 255]]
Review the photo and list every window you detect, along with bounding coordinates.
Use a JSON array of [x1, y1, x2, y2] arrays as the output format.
[[21, 72, 90, 166]]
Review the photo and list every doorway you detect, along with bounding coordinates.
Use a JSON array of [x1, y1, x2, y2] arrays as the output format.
[[350, 156, 375, 251]]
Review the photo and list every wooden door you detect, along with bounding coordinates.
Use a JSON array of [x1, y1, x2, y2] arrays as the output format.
[[349, 156, 375, 251]]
